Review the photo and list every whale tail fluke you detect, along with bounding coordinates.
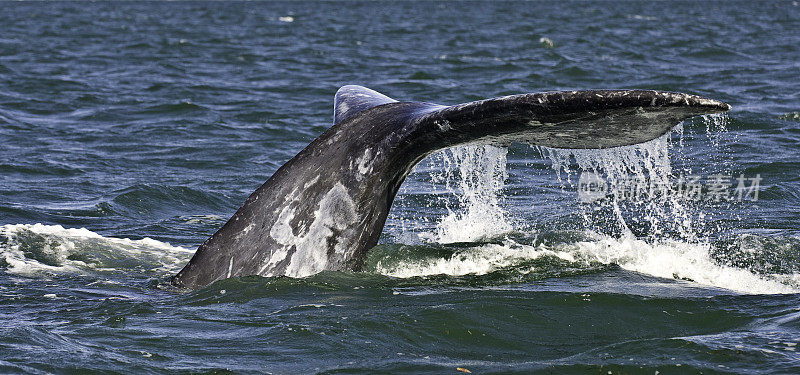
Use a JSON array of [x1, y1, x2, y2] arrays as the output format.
[[172, 85, 730, 290], [334, 85, 730, 150]]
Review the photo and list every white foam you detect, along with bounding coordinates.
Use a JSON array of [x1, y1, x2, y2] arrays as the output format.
[[377, 240, 574, 278], [0, 223, 193, 278], [377, 233, 799, 295], [571, 234, 798, 294]]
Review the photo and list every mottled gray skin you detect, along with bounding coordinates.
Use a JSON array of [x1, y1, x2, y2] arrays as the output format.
[[172, 85, 730, 289]]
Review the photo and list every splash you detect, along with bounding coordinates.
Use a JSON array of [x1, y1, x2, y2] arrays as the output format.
[[408, 115, 729, 244], [427, 144, 512, 243], [536, 124, 708, 241], [702, 113, 730, 148], [380, 114, 800, 294]]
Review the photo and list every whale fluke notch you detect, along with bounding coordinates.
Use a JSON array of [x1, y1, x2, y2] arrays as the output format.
[[171, 86, 730, 289]]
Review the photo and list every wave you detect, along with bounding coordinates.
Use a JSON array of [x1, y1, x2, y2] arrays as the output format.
[[3, 223, 797, 295], [2, 116, 797, 295], [371, 233, 799, 295], [0, 223, 192, 278]]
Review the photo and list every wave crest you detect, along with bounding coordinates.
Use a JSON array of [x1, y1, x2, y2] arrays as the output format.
[[0, 223, 192, 278]]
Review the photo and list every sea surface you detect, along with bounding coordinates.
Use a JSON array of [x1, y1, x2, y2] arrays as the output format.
[[2, 1, 800, 374]]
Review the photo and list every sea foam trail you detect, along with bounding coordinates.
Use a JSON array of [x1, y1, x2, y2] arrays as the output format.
[[0, 223, 192, 277]]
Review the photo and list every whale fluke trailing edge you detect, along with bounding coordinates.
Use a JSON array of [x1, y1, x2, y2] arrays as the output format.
[[171, 85, 730, 289]]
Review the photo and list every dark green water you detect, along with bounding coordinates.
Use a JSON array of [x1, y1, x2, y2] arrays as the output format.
[[2, 1, 800, 374]]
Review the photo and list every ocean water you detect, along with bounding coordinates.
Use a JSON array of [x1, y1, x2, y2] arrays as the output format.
[[2, 1, 800, 374]]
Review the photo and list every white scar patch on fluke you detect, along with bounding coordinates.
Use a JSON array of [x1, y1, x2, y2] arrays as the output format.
[[264, 182, 357, 277]]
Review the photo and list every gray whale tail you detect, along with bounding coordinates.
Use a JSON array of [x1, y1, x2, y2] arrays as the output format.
[[171, 85, 730, 289]]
